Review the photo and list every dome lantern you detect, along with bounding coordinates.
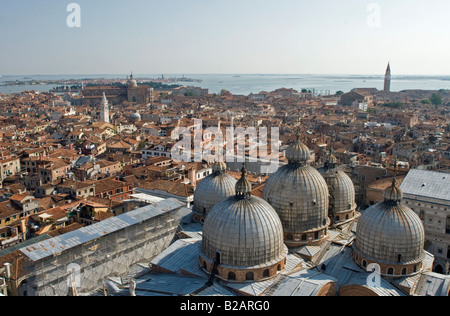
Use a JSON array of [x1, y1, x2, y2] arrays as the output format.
[[235, 164, 252, 199]]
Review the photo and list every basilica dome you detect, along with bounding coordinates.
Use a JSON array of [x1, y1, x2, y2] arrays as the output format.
[[262, 135, 330, 247], [128, 74, 138, 88], [199, 166, 288, 282], [321, 153, 357, 227], [353, 178, 425, 277], [193, 162, 237, 223], [130, 112, 141, 122]]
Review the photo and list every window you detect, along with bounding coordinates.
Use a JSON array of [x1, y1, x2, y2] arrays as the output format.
[[246, 272, 254, 281], [387, 267, 394, 275], [263, 270, 270, 278], [402, 268, 407, 275], [228, 272, 236, 281], [420, 211, 425, 221]]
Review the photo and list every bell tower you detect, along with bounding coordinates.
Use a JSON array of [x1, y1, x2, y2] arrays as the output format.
[[384, 63, 391, 92], [100, 92, 110, 123]]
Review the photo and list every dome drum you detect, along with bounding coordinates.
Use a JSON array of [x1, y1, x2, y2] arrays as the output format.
[[199, 250, 287, 283], [353, 249, 424, 278], [331, 210, 357, 227], [284, 224, 330, 248]]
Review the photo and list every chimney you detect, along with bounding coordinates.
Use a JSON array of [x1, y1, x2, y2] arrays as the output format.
[[189, 168, 197, 187], [3, 263, 11, 279]]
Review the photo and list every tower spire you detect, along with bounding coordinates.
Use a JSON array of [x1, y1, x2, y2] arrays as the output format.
[[384, 62, 391, 92]]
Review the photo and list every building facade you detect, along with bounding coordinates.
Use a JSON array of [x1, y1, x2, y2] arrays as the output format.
[[400, 169, 450, 274]]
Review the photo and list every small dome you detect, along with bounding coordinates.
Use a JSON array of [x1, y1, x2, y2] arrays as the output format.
[[193, 163, 237, 223], [320, 153, 357, 227], [383, 180, 403, 202], [325, 169, 356, 213], [326, 154, 338, 166], [285, 135, 311, 164], [212, 161, 227, 174], [128, 74, 138, 88], [130, 112, 141, 121], [235, 165, 252, 198]]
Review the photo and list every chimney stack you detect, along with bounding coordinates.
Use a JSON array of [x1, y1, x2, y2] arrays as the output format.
[[189, 168, 197, 187], [3, 263, 11, 279]]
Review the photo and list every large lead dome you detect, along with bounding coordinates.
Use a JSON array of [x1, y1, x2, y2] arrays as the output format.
[[353, 177, 425, 277], [199, 166, 288, 283], [263, 135, 330, 247], [193, 162, 237, 223]]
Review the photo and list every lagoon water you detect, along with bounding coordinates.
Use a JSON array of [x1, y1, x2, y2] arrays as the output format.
[[1, 74, 449, 95]]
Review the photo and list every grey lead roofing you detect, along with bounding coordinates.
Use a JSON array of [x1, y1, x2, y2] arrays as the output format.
[[400, 169, 450, 202]]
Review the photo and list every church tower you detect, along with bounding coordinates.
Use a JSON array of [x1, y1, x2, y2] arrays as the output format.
[[100, 92, 110, 123], [384, 63, 391, 92]]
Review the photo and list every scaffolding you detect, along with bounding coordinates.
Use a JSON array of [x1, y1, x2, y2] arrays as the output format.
[[20, 199, 184, 296]]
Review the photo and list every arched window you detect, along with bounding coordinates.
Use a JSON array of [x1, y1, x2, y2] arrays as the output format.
[[287, 234, 294, 241], [302, 234, 307, 241], [215, 252, 221, 265], [362, 260, 367, 268], [263, 269, 270, 278], [246, 272, 254, 281], [402, 268, 407, 275], [315, 231, 319, 240], [277, 264, 282, 271], [387, 267, 394, 275], [228, 272, 236, 281]]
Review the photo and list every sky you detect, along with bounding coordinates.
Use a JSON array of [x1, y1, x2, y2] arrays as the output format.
[[0, 0, 449, 75]]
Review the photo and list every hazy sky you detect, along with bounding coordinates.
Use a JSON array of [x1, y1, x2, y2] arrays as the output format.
[[1, 0, 449, 75]]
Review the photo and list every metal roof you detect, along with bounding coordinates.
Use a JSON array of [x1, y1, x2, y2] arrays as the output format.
[[133, 274, 206, 296], [400, 169, 450, 202], [150, 239, 207, 278], [19, 198, 184, 262], [414, 272, 450, 296], [267, 270, 337, 296]]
